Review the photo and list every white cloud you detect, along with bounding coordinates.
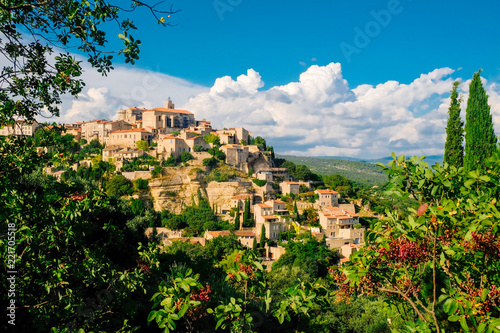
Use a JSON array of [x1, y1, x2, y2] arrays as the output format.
[[184, 63, 500, 159], [47, 58, 500, 159], [52, 59, 208, 124]]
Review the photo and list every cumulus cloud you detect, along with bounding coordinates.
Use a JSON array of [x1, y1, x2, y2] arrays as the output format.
[[183, 63, 500, 159], [53, 59, 208, 124]]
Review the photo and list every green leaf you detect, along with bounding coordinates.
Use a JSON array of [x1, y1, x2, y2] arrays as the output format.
[[147, 310, 157, 323]]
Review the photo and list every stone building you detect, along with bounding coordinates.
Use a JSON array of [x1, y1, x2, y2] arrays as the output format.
[[318, 206, 365, 249], [280, 181, 300, 195], [108, 128, 152, 148], [0, 120, 41, 137], [315, 189, 339, 207]]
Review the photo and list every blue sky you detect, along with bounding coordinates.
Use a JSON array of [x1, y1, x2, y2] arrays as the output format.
[[55, 0, 500, 159], [117, 0, 500, 87]]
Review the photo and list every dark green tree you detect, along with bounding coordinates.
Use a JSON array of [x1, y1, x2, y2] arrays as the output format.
[[243, 198, 252, 227], [444, 80, 464, 167], [106, 174, 133, 196], [234, 206, 240, 230], [252, 237, 258, 252], [294, 201, 299, 221], [260, 224, 266, 248], [464, 70, 497, 171]]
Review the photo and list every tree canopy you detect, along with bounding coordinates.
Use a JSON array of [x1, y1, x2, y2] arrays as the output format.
[[0, 0, 179, 125]]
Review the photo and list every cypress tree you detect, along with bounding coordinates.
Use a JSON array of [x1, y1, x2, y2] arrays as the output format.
[[243, 198, 250, 227], [443, 81, 464, 167], [464, 70, 497, 171], [252, 237, 258, 252], [260, 224, 266, 248], [234, 206, 240, 230], [294, 201, 299, 221]]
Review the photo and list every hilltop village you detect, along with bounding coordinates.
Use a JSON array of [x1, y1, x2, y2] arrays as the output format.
[[1, 100, 365, 264]]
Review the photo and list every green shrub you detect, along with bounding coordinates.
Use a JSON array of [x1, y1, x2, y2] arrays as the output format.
[[134, 178, 148, 190], [106, 174, 133, 197], [252, 178, 267, 187], [180, 151, 194, 163]]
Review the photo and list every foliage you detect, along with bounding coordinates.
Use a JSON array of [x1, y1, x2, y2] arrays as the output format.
[[464, 70, 497, 171], [151, 166, 162, 178], [208, 146, 226, 161], [0, 138, 160, 332], [323, 174, 357, 198], [205, 165, 245, 183], [260, 224, 266, 248], [234, 206, 241, 230], [202, 157, 219, 169], [193, 144, 206, 152], [135, 140, 149, 152], [130, 198, 146, 216], [204, 134, 220, 146], [273, 234, 336, 278], [163, 154, 180, 167], [0, 0, 179, 125], [79, 139, 88, 145], [444, 80, 464, 168], [149, 267, 211, 333], [242, 198, 253, 228], [251, 136, 267, 151], [340, 153, 500, 332], [180, 151, 194, 163], [106, 174, 133, 197], [252, 178, 267, 187], [134, 178, 149, 191]]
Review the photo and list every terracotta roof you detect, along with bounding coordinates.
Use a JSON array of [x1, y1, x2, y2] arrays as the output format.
[[111, 128, 151, 134], [205, 230, 231, 238], [161, 135, 182, 140], [284, 181, 300, 185], [316, 189, 339, 195], [235, 230, 255, 237], [257, 204, 272, 208], [273, 200, 286, 204]]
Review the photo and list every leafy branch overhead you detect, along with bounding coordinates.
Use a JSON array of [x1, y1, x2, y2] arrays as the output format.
[[0, 1, 180, 124]]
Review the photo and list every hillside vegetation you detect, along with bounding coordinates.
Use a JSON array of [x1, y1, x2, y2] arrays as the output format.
[[276, 154, 388, 186]]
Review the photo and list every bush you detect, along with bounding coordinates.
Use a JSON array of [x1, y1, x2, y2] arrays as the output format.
[[202, 157, 218, 169], [193, 144, 206, 152], [180, 151, 194, 163], [106, 174, 133, 197], [252, 178, 267, 187], [151, 166, 162, 178], [78, 139, 87, 145], [134, 178, 148, 191]]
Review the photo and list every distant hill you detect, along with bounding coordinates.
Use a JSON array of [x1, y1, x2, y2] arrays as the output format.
[[276, 154, 389, 186], [315, 155, 444, 166]]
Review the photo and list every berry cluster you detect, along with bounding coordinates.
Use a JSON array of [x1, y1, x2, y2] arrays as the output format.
[[137, 258, 151, 274], [187, 283, 212, 321], [462, 231, 500, 258], [456, 273, 500, 321], [190, 283, 211, 302], [328, 268, 355, 303], [377, 236, 430, 265], [69, 192, 89, 201]]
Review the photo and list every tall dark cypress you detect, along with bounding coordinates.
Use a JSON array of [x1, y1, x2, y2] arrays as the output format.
[[260, 224, 266, 248], [464, 70, 497, 171], [444, 81, 464, 167], [234, 206, 240, 230]]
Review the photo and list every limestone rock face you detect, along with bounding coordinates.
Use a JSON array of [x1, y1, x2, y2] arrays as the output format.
[[149, 167, 203, 214], [205, 181, 254, 211]]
